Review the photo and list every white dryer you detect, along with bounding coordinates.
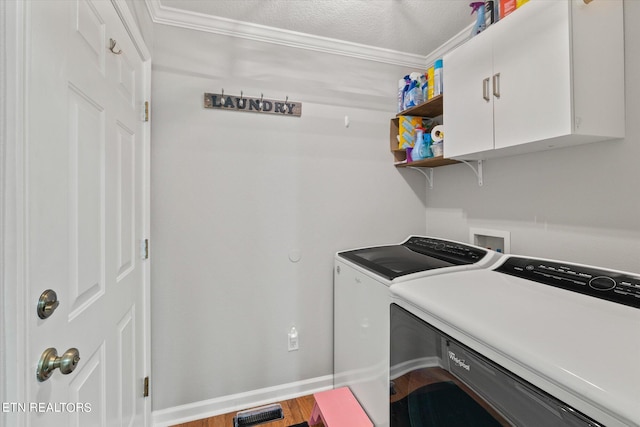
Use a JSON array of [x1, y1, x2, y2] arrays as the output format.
[[334, 236, 501, 427], [390, 255, 640, 427]]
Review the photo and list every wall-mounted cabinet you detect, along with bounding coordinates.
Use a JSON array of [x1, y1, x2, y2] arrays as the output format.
[[443, 0, 624, 160]]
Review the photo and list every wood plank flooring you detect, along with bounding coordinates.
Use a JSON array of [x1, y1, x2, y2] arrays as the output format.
[[173, 394, 324, 427]]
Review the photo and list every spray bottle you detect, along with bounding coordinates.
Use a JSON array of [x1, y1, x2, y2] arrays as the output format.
[[405, 72, 424, 108], [400, 75, 411, 111], [398, 78, 406, 113], [470, 2, 486, 37]]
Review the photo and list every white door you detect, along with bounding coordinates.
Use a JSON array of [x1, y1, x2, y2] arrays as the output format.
[[26, 1, 150, 426], [492, 0, 572, 149], [442, 29, 494, 159]]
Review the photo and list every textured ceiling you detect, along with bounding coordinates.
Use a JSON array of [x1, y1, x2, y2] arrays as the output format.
[[156, 0, 475, 56]]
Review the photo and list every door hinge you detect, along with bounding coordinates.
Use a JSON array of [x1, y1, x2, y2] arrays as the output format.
[[141, 238, 149, 260], [143, 101, 149, 122], [143, 376, 149, 398]]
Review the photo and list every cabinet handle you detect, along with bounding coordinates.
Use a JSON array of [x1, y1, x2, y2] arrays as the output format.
[[482, 78, 490, 102], [493, 73, 501, 98]]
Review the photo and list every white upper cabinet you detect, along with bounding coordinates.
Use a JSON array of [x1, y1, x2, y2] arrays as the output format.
[[442, 29, 495, 158], [443, 0, 624, 160]]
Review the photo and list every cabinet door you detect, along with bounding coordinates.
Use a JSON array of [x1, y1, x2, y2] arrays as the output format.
[[492, 0, 572, 149], [443, 30, 494, 159]]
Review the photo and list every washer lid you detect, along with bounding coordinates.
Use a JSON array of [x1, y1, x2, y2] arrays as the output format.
[[391, 268, 640, 426], [338, 236, 489, 280]]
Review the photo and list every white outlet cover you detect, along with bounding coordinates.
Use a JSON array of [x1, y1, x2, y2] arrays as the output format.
[[288, 327, 299, 351]]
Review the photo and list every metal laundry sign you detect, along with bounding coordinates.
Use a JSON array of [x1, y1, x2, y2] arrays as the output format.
[[204, 93, 302, 117]]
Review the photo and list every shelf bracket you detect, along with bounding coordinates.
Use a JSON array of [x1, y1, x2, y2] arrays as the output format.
[[459, 160, 484, 187], [409, 167, 434, 189]]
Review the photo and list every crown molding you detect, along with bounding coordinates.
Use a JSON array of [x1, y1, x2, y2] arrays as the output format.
[[144, 0, 474, 69], [145, 0, 431, 68], [424, 23, 473, 68]]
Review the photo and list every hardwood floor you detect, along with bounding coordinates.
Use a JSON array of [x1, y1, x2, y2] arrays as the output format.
[[173, 394, 324, 427]]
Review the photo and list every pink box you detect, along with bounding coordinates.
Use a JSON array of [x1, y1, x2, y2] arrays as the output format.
[[309, 387, 373, 427]]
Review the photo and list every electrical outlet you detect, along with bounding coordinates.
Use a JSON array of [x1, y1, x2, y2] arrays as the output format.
[[288, 327, 299, 352]]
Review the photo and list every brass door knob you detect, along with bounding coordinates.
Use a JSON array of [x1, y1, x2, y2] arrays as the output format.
[[36, 347, 80, 382]]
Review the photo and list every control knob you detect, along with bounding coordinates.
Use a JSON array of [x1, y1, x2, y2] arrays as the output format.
[[589, 276, 616, 291]]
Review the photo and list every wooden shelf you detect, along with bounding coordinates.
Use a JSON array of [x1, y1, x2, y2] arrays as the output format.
[[397, 95, 443, 118], [390, 95, 457, 169], [394, 156, 459, 168]]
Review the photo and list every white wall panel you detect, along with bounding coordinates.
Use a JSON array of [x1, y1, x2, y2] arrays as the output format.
[[149, 24, 427, 411]]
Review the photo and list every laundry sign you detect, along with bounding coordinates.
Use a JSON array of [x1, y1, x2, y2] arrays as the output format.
[[204, 93, 302, 117]]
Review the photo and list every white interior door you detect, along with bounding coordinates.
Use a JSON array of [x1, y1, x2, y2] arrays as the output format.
[[26, 1, 149, 426]]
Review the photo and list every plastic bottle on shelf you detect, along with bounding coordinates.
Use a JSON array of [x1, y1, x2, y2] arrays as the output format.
[[400, 75, 411, 111], [433, 59, 443, 97], [405, 72, 424, 108], [412, 127, 433, 161], [398, 78, 406, 113], [424, 133, 434, 158], [470, 2, 487, 37], [420, 73, 428, 103]]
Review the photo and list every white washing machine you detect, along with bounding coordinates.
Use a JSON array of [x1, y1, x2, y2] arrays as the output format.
[[334, 236, 502, 427], [390, 255, 640, 427]]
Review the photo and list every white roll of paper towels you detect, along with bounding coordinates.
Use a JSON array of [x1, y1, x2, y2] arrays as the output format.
[[431, 125, 444, 143]]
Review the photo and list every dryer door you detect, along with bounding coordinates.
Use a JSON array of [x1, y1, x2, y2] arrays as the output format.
[[390, 304, 601, 427]]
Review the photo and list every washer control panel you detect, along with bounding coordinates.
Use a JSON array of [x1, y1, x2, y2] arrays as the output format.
[[404, 236, 487, 264], [496, 257, 640, 309]]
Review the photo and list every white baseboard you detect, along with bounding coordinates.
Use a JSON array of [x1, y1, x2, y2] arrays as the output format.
[[152, 375, 334, 427]]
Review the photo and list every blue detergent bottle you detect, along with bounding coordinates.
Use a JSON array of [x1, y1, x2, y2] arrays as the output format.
[[470, 2, 487, 37], [424, 133, 433, 158], [412, 127, 433, 161]]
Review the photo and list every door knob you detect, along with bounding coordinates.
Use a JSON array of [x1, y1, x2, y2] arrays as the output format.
[[37, 289, 60, 319], [36, 347, 81, 382]]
